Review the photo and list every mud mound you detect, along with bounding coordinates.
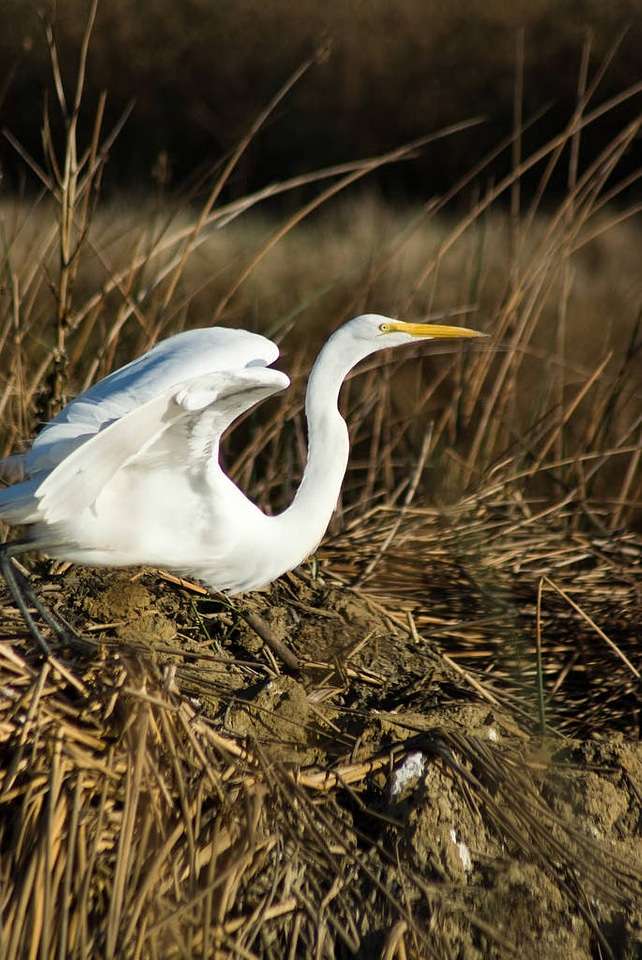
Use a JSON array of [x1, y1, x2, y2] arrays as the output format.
[[0, 550, 640, 958]]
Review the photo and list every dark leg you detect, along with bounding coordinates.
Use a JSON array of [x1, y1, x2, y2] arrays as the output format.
[[0, 541, 89, 655]]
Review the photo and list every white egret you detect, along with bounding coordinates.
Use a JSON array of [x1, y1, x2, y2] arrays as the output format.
[[0, 315, 484, 646]]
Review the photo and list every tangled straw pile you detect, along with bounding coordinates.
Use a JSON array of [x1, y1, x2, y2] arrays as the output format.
[[322, 478, 642, 739]]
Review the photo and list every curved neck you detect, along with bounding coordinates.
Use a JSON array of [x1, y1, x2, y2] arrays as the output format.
[[277, 336, 355, 561], [214, 325, 378, 592]]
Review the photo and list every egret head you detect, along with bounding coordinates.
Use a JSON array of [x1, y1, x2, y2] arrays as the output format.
[[338, 312, 486, 361], [309, 313, 487, 395]]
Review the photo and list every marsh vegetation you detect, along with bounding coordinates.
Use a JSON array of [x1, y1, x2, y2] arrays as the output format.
[[0, 3, 640, 957]]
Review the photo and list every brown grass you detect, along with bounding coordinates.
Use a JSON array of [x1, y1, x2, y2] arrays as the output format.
[[0, 568, 639, 959], [2, 0, 641, 195], [320, 492, 642, 738]]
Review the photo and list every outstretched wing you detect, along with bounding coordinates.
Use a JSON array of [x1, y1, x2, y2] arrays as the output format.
[[32, 365, 289, 525], [25, 326, 280, 476]]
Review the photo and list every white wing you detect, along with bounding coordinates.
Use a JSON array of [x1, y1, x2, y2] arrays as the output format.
[[22, 366, 289, 526], [0, 326, 288, 528], [25, 326, 280, 476]]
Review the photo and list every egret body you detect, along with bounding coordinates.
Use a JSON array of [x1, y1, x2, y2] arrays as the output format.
[[0, 315, 483, 601]]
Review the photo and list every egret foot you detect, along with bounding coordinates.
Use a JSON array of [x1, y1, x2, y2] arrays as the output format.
[[0, 541, 93, 657]]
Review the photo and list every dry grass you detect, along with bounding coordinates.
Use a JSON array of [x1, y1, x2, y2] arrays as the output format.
[[0, 568, 640, 959], [320, 490, 642, 738], [0, 9, 641, 959], [2, 0, 642, 195]]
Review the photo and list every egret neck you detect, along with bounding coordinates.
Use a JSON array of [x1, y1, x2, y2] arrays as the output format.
[[276, 323, 372, 568]]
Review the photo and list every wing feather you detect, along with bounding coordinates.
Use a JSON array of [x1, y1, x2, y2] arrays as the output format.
[[32, 366, 289, 525], [26, 327, 279, 475]]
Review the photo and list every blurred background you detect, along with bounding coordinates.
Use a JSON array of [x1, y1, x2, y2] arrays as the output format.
[[1, 0, 641, 202]]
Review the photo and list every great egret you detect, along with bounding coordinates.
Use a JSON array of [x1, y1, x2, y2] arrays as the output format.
[[0, 315, 484, 646]]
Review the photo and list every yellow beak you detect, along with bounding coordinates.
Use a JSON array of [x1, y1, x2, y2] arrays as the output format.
[[386, 320, 487, 340]]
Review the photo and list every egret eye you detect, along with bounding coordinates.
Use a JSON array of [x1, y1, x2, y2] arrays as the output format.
[[378, 322, 390, 333]]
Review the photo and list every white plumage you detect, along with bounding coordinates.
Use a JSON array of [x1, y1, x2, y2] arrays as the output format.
[[0, 315, 484, 596]]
